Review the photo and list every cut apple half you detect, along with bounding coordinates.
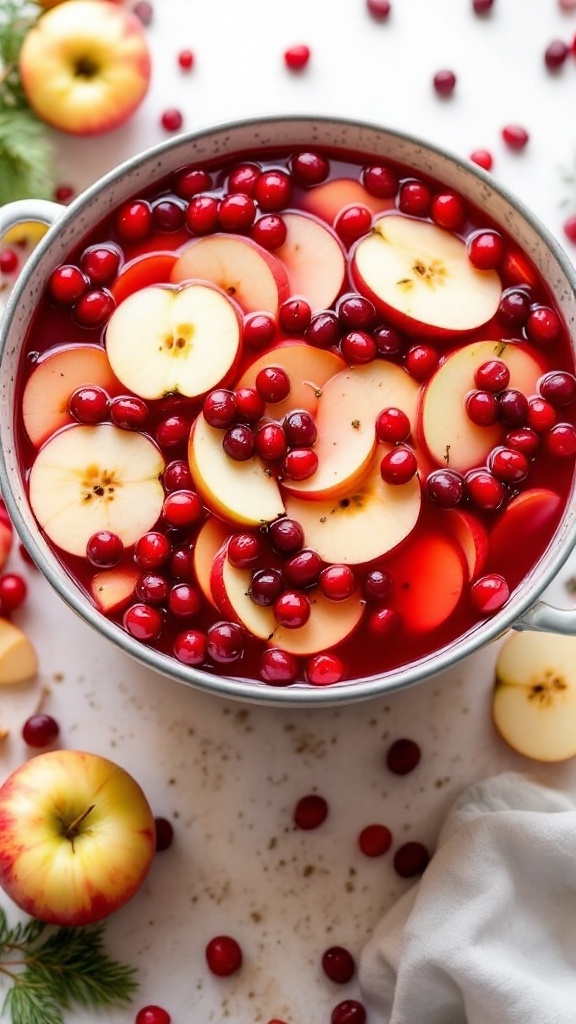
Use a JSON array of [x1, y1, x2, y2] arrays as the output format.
[[111, 252, 177, 305], [443, 508, 488, 580], [90, 561, 140, 615], [193, 517, 229, 608], [28, 423, 165, 557], [22, 344, 123, 448], [284, 360, 420, 500], [418, 340, 544, 473], [270, 588, 364, 657], [188, 413, 285, 527], [387, 530, 466, 633], [351, 215, 502, 336], [274, 212, 346, 311], [487, 488, 562, 572], [170, 233, 290, 315], [285, 455, 421, 565], [0, 619, 38, 685], [493, 631, 576, 761], [300, 177, 395, 223], [210, 544, 275, 640], [105, 282, 241, 400], [236, 342, 346, 420]]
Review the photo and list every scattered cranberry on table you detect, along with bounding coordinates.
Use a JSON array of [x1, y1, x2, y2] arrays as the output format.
[[386, 738, 421, 775], [205, 935, 243, 976], [283, 44, 311, 70], [22, 713, 60, 749], [293, 793, 329, 830], [393, 841, 430, 878], [154, 816, 174, 852], [322, 945, 356, 984], [358, 823, 393, 857], [331, 998, 367, 1024], [135, 1007, 171, 1024]]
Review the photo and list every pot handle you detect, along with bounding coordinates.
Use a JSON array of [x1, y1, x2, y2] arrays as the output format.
[[514, 601, 576, 635], [0, 198, 65, 242]]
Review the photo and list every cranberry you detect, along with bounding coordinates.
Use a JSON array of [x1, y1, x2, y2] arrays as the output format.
[[363, 568, 393, 602], [539, 370, 576, 407], [337, 293, 377, 330], [162, 490, 202, 528], [173, 628, 207, 665], [161, 108, 183, 132], [135, 531, 171, 570], [235, 386, 266, 423], [123, 603, 163, 641], [319, 564, 356, 601], [0, 248, 18, 275], [86, 530, 123, 568], [465, 468, 505, 510], [243, 312, 276, 348], [466, 229, 504, 270], [474, 359, 510, 392], [115, 200, 152, 242], [289, 151, 330, 186], [430, 191, 466, 231], [527, 397, 556, 433], [223, 424, 255, 461], [177, 48, 194, 70], [219, 193, 257, 232], [368, 606, 402, 638], [251, 567, 284, 606], [283, 410, 317, 447], [545, 422, 576, 457], [470, 573, 510, 613], [256, 365, 291, 404], [205, 935, 243, 976], [362, 164, 398, 198], [497, 288, 531, 328], [132, 0, 153, 24], [497, 388, 529, 425], [279, 297, 312, 333], [74, 289, 115, 328], [306, 652, 345, 685], [380, 446, 417, 485], [386, 737, 421, 774], [135, 573, 169, 605], [268, 517, 304, 554], [282, 447, 318, 480], [48, 264, 88, 305], [255, 422, 287, 461], [203, 388, 237, 428], [135, 1006, 171, 1024], [563, 215, 576, 244], [465, 390, 499, 426], [185, 194, 220, 235], [340, 329, 377, 364], [174, 168, 211, 199], [469, 149, 493, 171], [168, 545, 194, 581], [110, 395, 149, 430], [169, 583, 202, 619], [544, 39, 569, 69], [376, 407, 411, 443], [374, 325, 405, 358], [254, 169, 293, 211], [152, 199, 186, 233], [80, 244, 121, 285], [22, 714, 60, 748], [426, 468, 465, 507], [305, 310, 341, 349], [366, 0, 391, 18], [283, 548, 322, 587], [334, 205, 372, 245], [472, 0, 494, 11], [156, 414, 191, 448], [433, 69, 456, 96], [488, 446, 529, 482], [153, 817, 174, 853], [69, 385, 109, 424], [163, 460, 193, 492], [227, 163, 260, 195], [322, 946, 356, 984], [206, 621, 245, 663], [274, 589, 310, 628], [502, 124, 529, 150], [228, 532, 262, 568], [54, 184, 74, 203], [525, 305, 561, 345], [283, 44, 311, 71], [251, 214, 287, 250], [405, 344, 438, 381], [331, 1000, 367, 1024], [358, 823, 393, 857], [0, 573, 27, 612], [505, 427, 539, 456], [393, 841, 430, 877], [398, 179, 432, 217], [293, 793, 328, 829], [259, 648, 299, 685]]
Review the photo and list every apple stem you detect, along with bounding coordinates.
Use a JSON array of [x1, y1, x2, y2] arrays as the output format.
[[62, 804, 95, 845]]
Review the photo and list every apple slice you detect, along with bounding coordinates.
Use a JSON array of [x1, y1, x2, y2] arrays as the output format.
[[351, 215, 502, 336], [105, 282, 241, 400], [418, 340, 544, 473], [193, 517, 229, 607], [284, 456, 421, 565], [236, 342, 346, 420], [493, 631, 576, 761], [170, 233, 290, 315], [300, 177, 395, 223], [210, 544, 275, 640], [188, 413, 285, 527], [387, 530, 466, 632], [28, 423, 165, 557], [274, 212, 346, 311], [284, 360, 420, 500], [111, 253, 177, 305], [0, 619, 38, 685], [443, 508, 489, 579], [90, 561, 140, 615], [22, 344, 123, 448], [488, 488, 562, 572], [270, 588, 364, 657]]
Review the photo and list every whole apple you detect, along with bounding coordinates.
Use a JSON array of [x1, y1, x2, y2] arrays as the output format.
[[0, 749, 156, 925], [18, 0, 152, 136]]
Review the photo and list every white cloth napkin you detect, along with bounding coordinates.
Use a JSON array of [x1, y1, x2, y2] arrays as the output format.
[[359, 772, 576, 1024]]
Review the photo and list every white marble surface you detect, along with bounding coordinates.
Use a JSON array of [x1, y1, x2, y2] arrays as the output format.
[[3, 1, 576, 1021]]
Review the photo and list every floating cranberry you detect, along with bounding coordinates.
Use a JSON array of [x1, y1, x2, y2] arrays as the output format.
[[305, 310, 341, 349], [488, 445, 529, 483], [185, 194, 220, 235], [154, 818, 174, 853], [497, 288, 531, 328], [465, 389, 499, 427], [289, 151, 330, 186], [374, 324, 405, 357], [177, 48, 194, 70], [168, 545, 194, 581], [319, 564, 356, 601], [375, 407, 411, 444], [340, 329, 377, 364], [433, 69, 456, 96], [135, 573, 169, 605], [203, 389, 237, 429], [380, 446, 417, 485], [228, 532, 262, 569], [322, 946, 356, 984], [283, 44, 311, 71], [525, 305, 561, 345], [69, 385, 109, 424], [235, 386, 266, 423], [279, 297, 312, 333], [539, 370, 576, 406], [22, 714, 60, 748], [501, 124, 529, 150], [135, 531, 171, 570], [255, 422, 287, 461], [226, 163, 259, 196], [405, 344, 438, 381], [545, 422, 576, 457], [251, 567, 284, 606], [0, 573, 27, 612], [174, 168, 211, 199], [527, 397, 556, 434], [173, 628, 207, 665], [251, 214, 287, 250], [86, 531, 123, 568], [474, 359, 510, 393], [205, 935, 243, 976], [282, 447, 318, 480], [293, 793, 328, 829], [163, 459, 193, 492], [398, 179, 432, 217], [430, 191, 465, 231], [256, 365, 291, 404], [110, 395, 149, 430], [163, 490, 202, 528], [334, 205, 372, 245], [206, 621, 245, 663], [358, 823, 393, 857], [469, 149, 493, 171], [283, 410, 317, 447], [219, 193, 257, 232], [331, 999, 367, 1024], [115, 200, 152, 242], [135, 1006, 171, 1024], [505, 427, 539, 456], [169, 583, 202, 619], [368, 606, 402, 638], [337, 294, 377, 330], [223, 424, 255, 461], [254, 169, 293, 211], [74, 289, 115, 328], [80, 244, 121, 285], [243, 311, 276, 348], [386, 737, 421, 775], [470, 573, 510, 613], [306, 652, 345, 685], [426, 468, 465, 507], [284, 548, 322, 588], [366, 0, 391, 17], [362, 164, 398, 198], [466, 229, 504, 270], [259, 648, 299, 685], [161, 108, 183, 133], [363, 568, 393, 603], [268, 517, 304, 554], [48, 264, 88, 305], [465, 468, 505, 510], [393, 841, 430, 878], [497, 388, 529, 425], [274, 589, 310, 628], [124, 603, 163, 641], [152, 199, 185, 232], [157, 414, 190, 448]]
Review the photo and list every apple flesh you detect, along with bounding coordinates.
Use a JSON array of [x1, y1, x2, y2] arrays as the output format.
[[299, 177, 395, 223], [387, 530, 466, 632], [210, 544, 275, 640], [274, 212, 346, 311], [0, 749, 155, 925], [236, 342, 346, 420], [443, 508, 488, 579], [487, 488, 562, 572], [18, 0, 151, 136], [493, 631, 576, 761], [0, 619, 38, 685], [90, 562, 140, 615], [111, 253, 177, 306], [270, 589, 364, 657], [193, 518, 229, 608]]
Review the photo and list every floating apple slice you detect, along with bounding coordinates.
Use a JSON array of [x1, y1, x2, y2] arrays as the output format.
[[29, 423, 165, 557], [443, 508, 488, 579], [351, 215, 502, 336], [188, 414, 285, 527], [90, 561, 140, 615], [270, 588, 364, 657], [236, 342, 346, 419], [105, 282, 242, 400], [300, 177, 395, 223], [0, 619, 38, 685], [418, 340, 544, 472], [274, 212, 346, 311], [493, 631, 576, 761], [285, 456, 421, 565], [193, 517, 229, 607], [284, 360, 420, 500], [22, 344, 123, 448], [111, 253, 177, 305], [387, 530, 466, 632], [488, 488, 562, 573], [170, 233, 290, 315], [210, 544, 275, 640]]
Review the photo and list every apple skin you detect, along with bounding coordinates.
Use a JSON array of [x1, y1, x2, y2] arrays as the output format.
[[0, 749, 156, 925], [18, 0, 152, 136]]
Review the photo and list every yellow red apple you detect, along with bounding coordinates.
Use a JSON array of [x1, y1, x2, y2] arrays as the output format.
[[0, 749, 156, 925], [18, 0, 152, 136]]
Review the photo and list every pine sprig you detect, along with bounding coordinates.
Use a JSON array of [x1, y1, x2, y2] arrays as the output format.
[[0, 906, 139, 1024]]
